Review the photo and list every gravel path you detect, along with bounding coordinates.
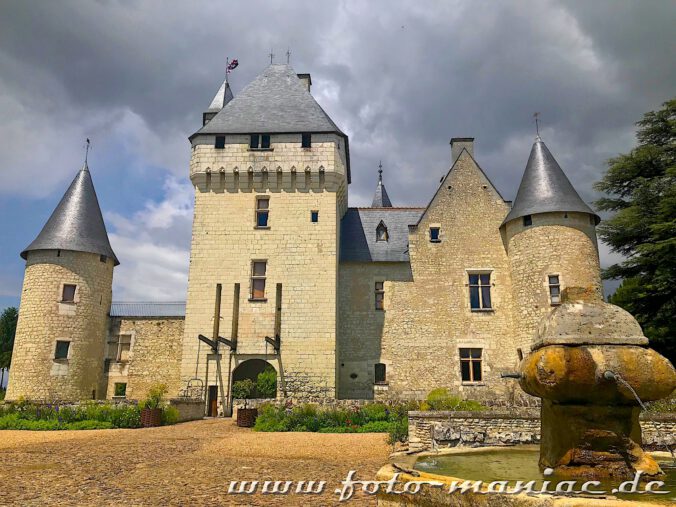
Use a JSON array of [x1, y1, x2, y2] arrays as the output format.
[[0, 419, 391, 506]]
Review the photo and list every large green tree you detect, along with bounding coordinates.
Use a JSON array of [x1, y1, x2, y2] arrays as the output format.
[[594, 99, 675, 362], [0, 307, 19, 389]]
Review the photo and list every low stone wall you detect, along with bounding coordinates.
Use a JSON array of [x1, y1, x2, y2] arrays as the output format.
[[169, 398, 204, 422], [409, 409, 676, 452]]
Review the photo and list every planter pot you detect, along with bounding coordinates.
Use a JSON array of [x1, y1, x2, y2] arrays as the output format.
[[237, 407, 258, 427], [141, 407, 162, 428]]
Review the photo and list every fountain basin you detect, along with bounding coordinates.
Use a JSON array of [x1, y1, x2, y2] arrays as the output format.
[[376, 447, 676, 506]]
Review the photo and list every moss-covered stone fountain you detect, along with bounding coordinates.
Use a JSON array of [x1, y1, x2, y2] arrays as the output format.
[[518, 287, 676, 480]]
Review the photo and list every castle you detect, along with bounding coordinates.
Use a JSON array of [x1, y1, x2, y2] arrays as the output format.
[[6, 64, 603, 414]]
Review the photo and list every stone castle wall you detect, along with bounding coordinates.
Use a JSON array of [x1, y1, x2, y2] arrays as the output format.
[[181, 134, 348, 405], [340, 151, 520, 402], [104, 317, 184, 400], [503, 212, 602, 351], [6, 250, 113, 401]]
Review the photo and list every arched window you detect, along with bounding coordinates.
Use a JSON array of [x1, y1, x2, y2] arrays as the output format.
[[376, 221, 388, 242]]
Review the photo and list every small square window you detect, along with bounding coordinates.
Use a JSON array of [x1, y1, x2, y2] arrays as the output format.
[[430, 227, 440, 242], [62, 284, 76, 303], [459, 348, 482, 382], [261, 134, 271, 149], [375, 281, 385, 310], [523, 215, 532, 226], [375, 363, 387, 384], [55, 340, 70, 360], [311, 210, 319, 223], [114, 383, 127, 397], [100, 255, 107, 263], [256, 197, 269, 227], [215, 136, 225, 149], [250, 134, 260, 149], [301, 133, 312, 148]]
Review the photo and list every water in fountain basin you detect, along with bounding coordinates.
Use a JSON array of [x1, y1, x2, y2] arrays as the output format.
[[414, 448, 676, 504]]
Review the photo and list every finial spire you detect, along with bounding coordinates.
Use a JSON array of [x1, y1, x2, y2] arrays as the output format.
[[378, 161, 383, 182], [286, 48, 291, 64], [533, 112, 541, 141], [269, 49, 275, 64], [82, 138, 91, 170]]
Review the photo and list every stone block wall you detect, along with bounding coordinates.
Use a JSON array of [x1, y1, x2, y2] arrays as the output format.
[[6, 250, 113, 401], [409, 410, 676, 452], [169, 398, 204, 422], [104, 317, 184, 400], [181, 134, 348, 408]]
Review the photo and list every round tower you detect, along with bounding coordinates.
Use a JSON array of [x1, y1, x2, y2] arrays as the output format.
[[501, 137, 602, 350], [5, 161, 118, 401]]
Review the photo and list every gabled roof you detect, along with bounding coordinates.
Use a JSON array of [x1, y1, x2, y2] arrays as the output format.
[[110, 302, 186, 318], [206, 79, 234, 112], [340, 208, 424, 262], [371, 169, 393, 207], [21, 162, 119, 265], [194, 64, 345, 137], [502, 138, 600, 226]]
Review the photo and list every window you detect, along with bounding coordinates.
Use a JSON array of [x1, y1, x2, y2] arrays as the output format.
[[301, 133, 312, 148], [469, 273, 492, 310], [311, 210, 319, 223], [376, 222, 388, 242], [548, 275, 561, 305], [100, 255, 107, 263], [375, 282, 385, 310], [114, 383, 127, 397], [250, 134, 270, 149], [61, 284, 76, 303], [459, 348, 482, 382], [54, 340, 70, 360], [251, 261, 267, 300], [523, 215, 532, 226], [107, 334, 132, 362], [256, 197, 269, 227], [430, 227, 440, 242], [215, 135, 225, 149], [375, 363, 387, 384]]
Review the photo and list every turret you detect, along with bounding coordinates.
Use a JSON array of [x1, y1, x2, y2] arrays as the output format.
[[202, 78, 234, 126], [370, 163, 393, 208], [501, 137, 602, 349], [6, 160, 117, 401]]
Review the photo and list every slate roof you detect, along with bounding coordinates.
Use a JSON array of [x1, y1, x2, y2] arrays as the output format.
[[502, 138, 600, 226], [110, 302, 186, 318], [371, 171, 393, 208], [21, 162, 119, 265], [194, 64, 345, 136], [340, 208, 424, 262], [206, 79, 234, 112]]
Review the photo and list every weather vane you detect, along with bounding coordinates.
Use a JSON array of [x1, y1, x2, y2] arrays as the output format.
[[269, 49, 275, 64], [378, 160, 383, 181], [84, 138, 91, 163], [534, 112, 541, 137], [286, 48, 291, 64]]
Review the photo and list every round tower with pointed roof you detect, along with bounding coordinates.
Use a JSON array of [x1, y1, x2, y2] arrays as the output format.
[[6, 161, 117, 401], [500, 137, 602, 350]]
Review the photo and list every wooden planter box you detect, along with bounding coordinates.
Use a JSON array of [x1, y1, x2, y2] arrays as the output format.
[[141, 408, 162, 428], [236, 408, 258, 427]]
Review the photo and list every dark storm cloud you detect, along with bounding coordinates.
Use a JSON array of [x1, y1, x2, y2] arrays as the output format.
[[0, 0, 674, 300]]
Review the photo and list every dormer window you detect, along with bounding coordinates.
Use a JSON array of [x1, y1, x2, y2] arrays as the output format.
[[250, 134, 271, 150], [376, 222, 388, 242]]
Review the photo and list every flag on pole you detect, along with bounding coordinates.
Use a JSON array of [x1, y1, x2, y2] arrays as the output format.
[[227, 59, 239, 73]]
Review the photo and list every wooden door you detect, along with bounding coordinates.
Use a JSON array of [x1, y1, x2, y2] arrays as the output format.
[[208, 385, 218, 417]]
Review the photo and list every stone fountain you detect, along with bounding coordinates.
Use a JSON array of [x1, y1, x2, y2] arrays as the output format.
[[518, 287, 676, 479]]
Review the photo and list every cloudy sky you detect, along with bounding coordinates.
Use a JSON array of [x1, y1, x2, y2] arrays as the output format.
[[0, 0, 674, 311]]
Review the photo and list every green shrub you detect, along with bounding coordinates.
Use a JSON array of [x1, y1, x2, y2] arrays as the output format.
[[256, 367, 277, 398], [64, 420, 114, 430], [140, 383, 168, 410], [361, 403, 389, 422], [422, 388, 485, 411], [388, 417, 409, 444], [253, 404, 289, 432], [357, 421, 395, 433], [0, 389, 5, 401], [231, 379, 255, 401], [161, 406, 179, 426], [318, 426, 356, 433]]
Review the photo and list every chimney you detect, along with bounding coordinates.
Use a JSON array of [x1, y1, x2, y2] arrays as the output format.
[[450, 137, 474, 163], [297, 73, 312, 93]]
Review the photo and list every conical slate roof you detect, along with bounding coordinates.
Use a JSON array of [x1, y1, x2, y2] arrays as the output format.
[[194, 64, 345, 136], [371, 169, 392, 207], [21, 162, 119, 265], [502, 138, 600, 226], [206, 79, 234, 112]]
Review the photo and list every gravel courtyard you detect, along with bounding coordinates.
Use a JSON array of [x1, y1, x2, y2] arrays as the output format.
[[0, 419, 391, 506]]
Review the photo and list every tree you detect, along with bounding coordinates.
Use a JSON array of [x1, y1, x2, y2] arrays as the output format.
[[594, 99, 675, 362], [0, 307, 19, 389]]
